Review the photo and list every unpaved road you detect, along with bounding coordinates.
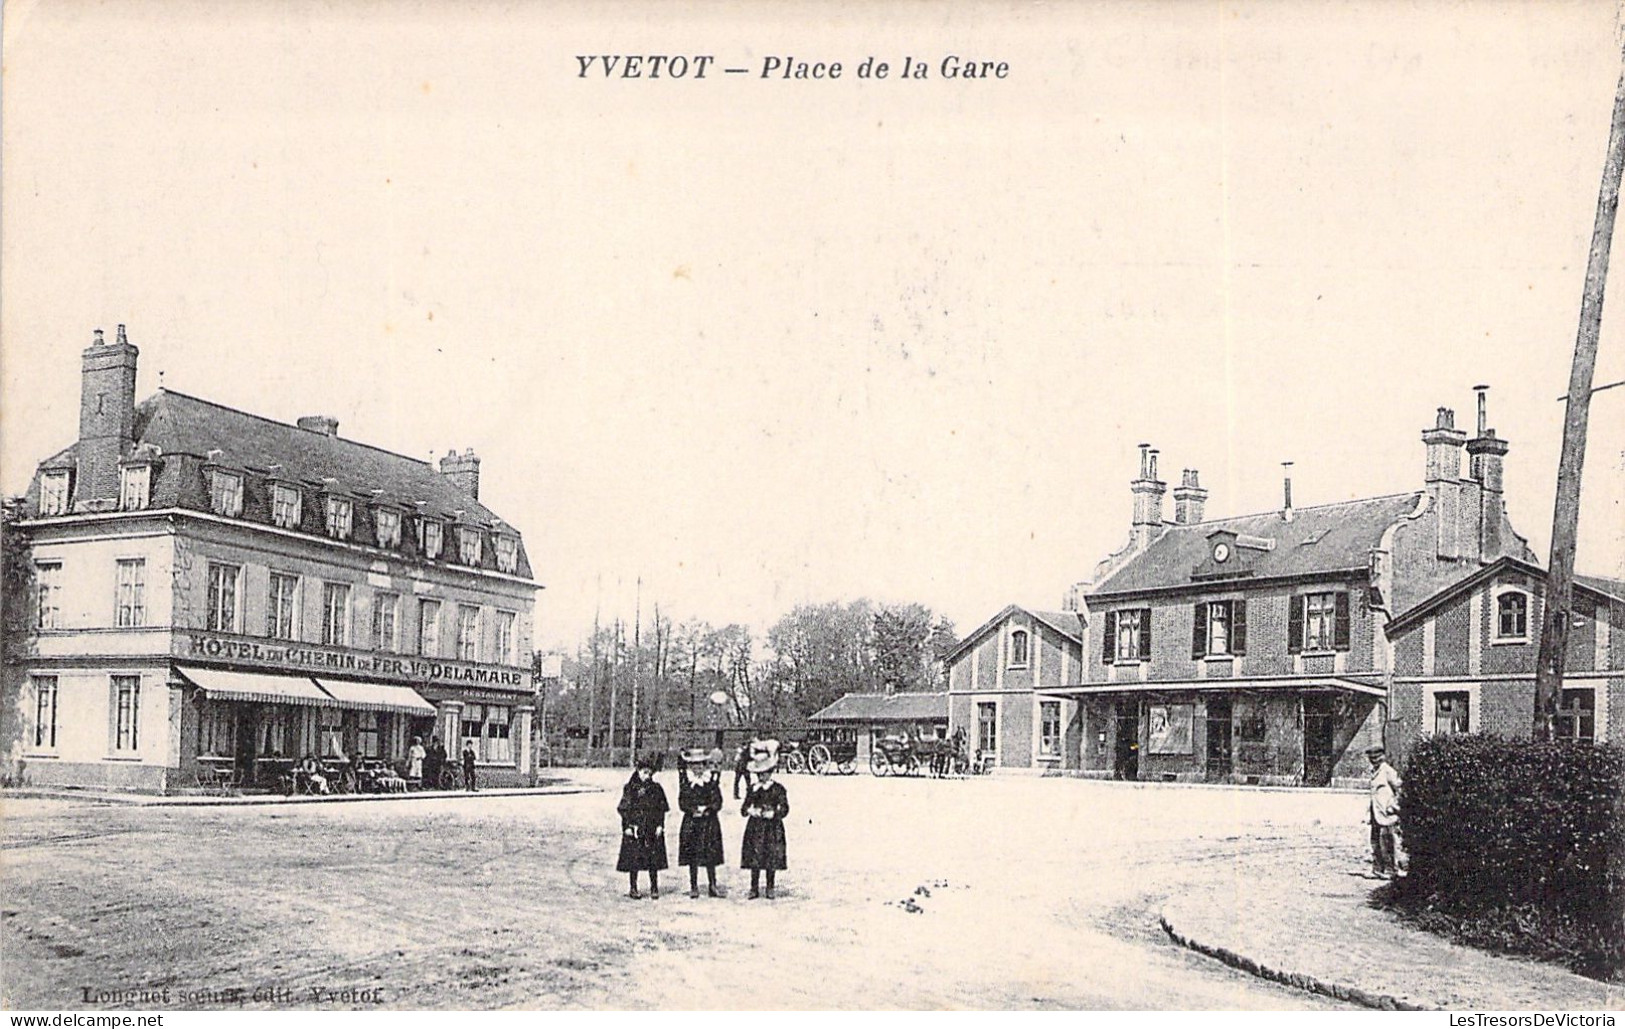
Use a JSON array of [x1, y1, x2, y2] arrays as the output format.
[[1, 770, 1361, 1009]]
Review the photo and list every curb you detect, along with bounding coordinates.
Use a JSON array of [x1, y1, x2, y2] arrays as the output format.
[[0, 783, 603, 807], [1159, 904, 1430, 1011]]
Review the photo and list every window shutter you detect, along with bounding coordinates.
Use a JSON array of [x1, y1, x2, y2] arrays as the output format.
[[1288, 595, 1304, 654], [1138, 611, 1152, 661], [1192, 604, 1207, 659], [1102, 611, 1116, 664], [1334, 592, 1351, 650], [1232, 599, 1248, 655]]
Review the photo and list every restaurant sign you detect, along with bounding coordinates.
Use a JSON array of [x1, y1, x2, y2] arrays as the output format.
[[179, 632, 529, 688]]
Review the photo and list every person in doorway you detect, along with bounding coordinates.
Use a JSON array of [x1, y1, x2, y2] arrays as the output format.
[[461, 739, 478, 792], [407, 736, 426, 787], [1366, 745, 1402, 878], [678, 747, 726, 898], [617, 755, 670, 899], [740, 740, 789, 899]]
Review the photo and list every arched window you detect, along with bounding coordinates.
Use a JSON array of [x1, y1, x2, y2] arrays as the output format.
[[1009, 629, 1029, 667], [1495, 590, 1529, 641]]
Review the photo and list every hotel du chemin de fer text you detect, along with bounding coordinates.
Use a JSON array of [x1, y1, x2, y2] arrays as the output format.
[[9, 326, 541, 793]]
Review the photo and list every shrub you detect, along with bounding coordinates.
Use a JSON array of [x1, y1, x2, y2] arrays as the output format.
[[1394, 733, 1625, 979]]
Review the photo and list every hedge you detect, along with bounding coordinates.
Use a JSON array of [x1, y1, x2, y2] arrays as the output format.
[[1396, 733, 1625, 978]]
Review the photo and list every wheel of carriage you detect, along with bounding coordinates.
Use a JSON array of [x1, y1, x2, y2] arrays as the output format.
[[785, 749, 807, 775], [839, 757, 857, 775], [870, 747, 891, 776], [808, 743, 832, 775]]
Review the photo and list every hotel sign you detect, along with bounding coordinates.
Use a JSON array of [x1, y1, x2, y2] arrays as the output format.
[[179, 632, 529, 688]]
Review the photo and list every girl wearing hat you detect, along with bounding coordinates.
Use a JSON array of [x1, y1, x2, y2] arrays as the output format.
[[678, 747, 727, 898], [740, 742, 789, 899], [616, 755, 670, 899]]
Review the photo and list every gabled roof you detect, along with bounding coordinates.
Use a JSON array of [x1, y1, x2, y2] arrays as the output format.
[[1089, 493, 1423, 597], [942, 604, 1086, 664], [808, 692, 949, 723], [1388, 556, 1625, 635]]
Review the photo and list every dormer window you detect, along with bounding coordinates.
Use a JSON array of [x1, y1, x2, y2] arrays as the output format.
[[420, 519, 444, 560], [1008, 629, 1029, 667], [457, 526, 483, 566], [209, 470, 243, 518], [375, 508, 402, 549], [271, 484, 302, 529], [1495, 589, 1530, 642], [119, 465, 151, 511], [39, 470, 70, 515], [494, 534, 518, 574], [325, 496, 353, 540]]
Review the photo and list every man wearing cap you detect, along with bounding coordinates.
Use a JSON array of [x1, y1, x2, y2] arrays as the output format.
[[1366, 745, 1402, 879]]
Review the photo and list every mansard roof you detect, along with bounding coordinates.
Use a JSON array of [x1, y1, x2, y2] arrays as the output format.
[[1088, 493, 1423, 598], [32, 389, 532, 579]]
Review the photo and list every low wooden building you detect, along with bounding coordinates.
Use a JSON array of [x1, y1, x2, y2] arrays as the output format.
[[807, 692, 949, 767]]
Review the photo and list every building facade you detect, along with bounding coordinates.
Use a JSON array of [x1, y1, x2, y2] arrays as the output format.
[[12, 327, 541, 792], [951, 392, 1543, 785], [1386, 557, 1623, 760], [942, 605, 1086, 771]]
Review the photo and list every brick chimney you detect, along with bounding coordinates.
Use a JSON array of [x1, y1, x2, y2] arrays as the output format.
[[1422, 406, 1468, 559], [296, 415, 340, 437], [1130, 444, 1167, 548], [439, 447, 481, 501], [1465, 385, 1510, 560], [76, 325, 139, 510], [1171, 468, 1207, 525]]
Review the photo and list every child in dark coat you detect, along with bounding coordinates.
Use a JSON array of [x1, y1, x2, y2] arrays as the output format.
[[678, 748, 726, 898], [740, 746, 789, 899], [616, 757, 670, 899]]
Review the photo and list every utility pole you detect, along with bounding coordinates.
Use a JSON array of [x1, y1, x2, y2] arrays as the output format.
[[1535, 44, 1625, 739], [589, 582, 600, 752], [630, 577, 641, 768], [608, 618, 621, 760]]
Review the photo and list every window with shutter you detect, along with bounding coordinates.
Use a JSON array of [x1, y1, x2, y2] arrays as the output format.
[[1288, 595, 1306, 653], [1102, 611, 1117, 664], [1138, 611, 1152, 661], [1334, 592, 1351, 651], [1232, 599, 1248, 655], [1191, 605, 1207, 659]]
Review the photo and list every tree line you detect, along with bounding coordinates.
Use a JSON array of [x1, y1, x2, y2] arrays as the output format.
[[537, 600, 958, 751]]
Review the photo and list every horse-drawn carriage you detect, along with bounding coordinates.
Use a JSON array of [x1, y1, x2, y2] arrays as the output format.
[[869, 729, 969, 777], [770, 729, 860, 775]]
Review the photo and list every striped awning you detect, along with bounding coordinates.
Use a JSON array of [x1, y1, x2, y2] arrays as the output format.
[[312, 678, 437, 716], [176, 666, 336, 706]]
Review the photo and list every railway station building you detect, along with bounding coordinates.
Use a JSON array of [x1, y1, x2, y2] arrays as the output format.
[[950, 392, 1559, 785], [10, 326, 541, 793]]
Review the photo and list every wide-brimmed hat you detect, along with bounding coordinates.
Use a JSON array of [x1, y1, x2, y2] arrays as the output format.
[[680, 747, 711, 765], [746, 738, 780, 773]]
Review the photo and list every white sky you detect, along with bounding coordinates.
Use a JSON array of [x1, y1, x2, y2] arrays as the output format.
[[3, 0, 1624, 650]]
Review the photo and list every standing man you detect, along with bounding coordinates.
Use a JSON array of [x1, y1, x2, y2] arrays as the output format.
[[732, 740, 752, 800], [462, 739, 479, 792], [1366, 745, 1402, 878]]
